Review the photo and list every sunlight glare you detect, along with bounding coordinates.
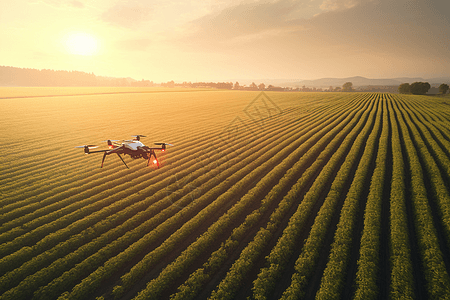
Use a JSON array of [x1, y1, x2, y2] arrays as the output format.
[[64, 32, 99, 56]]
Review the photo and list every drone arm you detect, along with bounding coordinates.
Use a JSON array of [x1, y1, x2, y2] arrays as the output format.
[[145, 145, 162, 150], [146, 146, 168, 151], [88, 149, 109, 154], [148, 143, 173, 151]]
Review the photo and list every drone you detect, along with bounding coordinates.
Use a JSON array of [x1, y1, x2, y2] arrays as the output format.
[[76, 135, 172, 169]]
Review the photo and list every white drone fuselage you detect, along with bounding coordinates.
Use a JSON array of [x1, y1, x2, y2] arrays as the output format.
[[124, 141, 145, 151]]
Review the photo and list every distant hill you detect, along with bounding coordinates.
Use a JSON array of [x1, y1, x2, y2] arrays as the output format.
[[0, 66, 155, 87], [2, 65, 448, 89], [222, 76, 450, 88], [282, 76, 450, 88]]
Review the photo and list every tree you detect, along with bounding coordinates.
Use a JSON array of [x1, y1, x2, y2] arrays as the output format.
[[398, 83, 410, 94], [439, 83, 449, 95], [234, 81, 240, 89], [410, 82, 431, 95], [342, 82, 353, 92], [258, 83, 265, 90]]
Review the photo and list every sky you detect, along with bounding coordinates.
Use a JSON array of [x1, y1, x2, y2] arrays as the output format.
[[1, 0, 449, 82]]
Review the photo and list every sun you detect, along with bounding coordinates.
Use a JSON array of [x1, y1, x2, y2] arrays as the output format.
[[64, 32, 99, 56]]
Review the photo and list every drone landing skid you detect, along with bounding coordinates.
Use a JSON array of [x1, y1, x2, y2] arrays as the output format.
[[101, 152, 129, 169], [147, 151, 160, 168], [117, 153, 129, 169]]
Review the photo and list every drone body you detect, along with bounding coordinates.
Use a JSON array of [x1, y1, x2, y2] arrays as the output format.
[[76, 135, 172, 169]]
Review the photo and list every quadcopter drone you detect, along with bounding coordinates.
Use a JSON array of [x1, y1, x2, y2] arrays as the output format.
[[76, 135, 172, 169]]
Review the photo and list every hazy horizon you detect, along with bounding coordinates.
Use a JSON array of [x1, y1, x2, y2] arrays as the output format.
[[2, 0, 449, 82]]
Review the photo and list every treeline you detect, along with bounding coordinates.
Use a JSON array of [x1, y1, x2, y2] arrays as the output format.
[[0, 66, 155, 87], [160, 81, 234, 89], [399, 82, 449, 95], [161, 81, 322, 91]]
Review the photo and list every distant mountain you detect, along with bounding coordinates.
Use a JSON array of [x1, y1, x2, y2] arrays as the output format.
[[0, 66, 155, 87], [221, 78, 302, 87], [427, 77, 450, 84], [280, 76, 450, 88], [2, 65, 448, 89]]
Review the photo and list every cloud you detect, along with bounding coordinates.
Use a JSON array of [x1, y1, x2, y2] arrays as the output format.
[[180, 0, 381, 44], [309, 0, 449, 52], [178, 0, 449, 54], [167, 0, 450, 78], [101, 1, 152, 28], [319, 0, 374, 12], [179, 0, 311, 46]]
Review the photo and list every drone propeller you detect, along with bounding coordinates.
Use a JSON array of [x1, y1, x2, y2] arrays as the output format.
[[102, 140, 120, 147], [131, 135, 146, 141], [75, 145, 99, 154], [75, 145, 98, 149]]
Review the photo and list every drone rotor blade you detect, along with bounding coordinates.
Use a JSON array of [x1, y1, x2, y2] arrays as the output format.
[[131, 135, 146, 141], [75, 145, 98, 149], [101, 140, 119, 143], [75, 145, 99, 154]]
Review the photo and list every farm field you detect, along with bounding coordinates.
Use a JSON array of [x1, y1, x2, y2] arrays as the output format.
[[1, 88, 450, 300]]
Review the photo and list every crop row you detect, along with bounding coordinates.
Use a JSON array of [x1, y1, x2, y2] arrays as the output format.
[[15, 95, 356, 298], [0, 122, 227, 217], [396, 97, 450, 251], [54, 94, 365, 300], [281, 94, 380, 299], [0, 90, 251, 199], [4, 92, 450, 300], [0, 130, 231, 233], [251, 93, 375, 299], [2, 99, 305, 246], [131, 132, 317, 299], [385, 95, 415, 299], [149, 94, 371, 300], [352, 95, 389, 299], [0, 104, 311, 298], [97, 94, 368, 300], [392, 95, 450, 299]]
